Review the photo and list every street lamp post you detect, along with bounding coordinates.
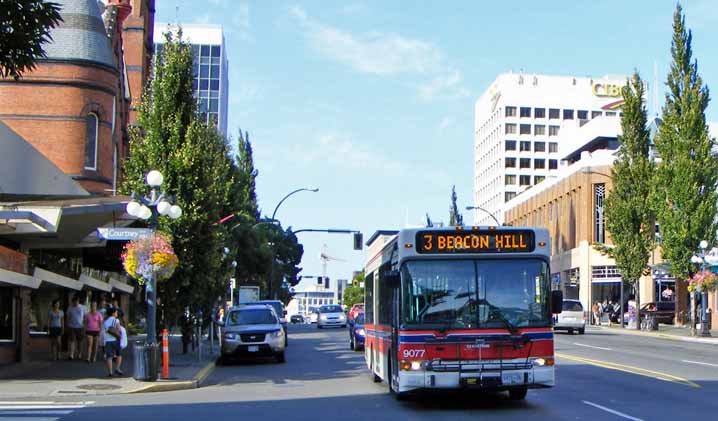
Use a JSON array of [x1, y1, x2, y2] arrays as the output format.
[[465, 206, 502, 226], [126, 170, 182, 345], [691, 240, 716, 337], [267, 188, 318, 299]]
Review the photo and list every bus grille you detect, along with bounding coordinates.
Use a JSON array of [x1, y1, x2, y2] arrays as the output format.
[[429, 360, 532, 372]]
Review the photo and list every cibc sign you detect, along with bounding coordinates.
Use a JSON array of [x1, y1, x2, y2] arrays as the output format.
[[592, 83, 622, 98]]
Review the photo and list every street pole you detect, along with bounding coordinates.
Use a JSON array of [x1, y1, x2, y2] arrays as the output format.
[[465, 206, 501, 226]]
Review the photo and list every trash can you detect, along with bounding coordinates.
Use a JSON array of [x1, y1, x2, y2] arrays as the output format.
[[133, 341, 160, 381]]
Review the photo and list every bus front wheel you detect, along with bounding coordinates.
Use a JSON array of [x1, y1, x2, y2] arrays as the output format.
[[508, 386, 528, 400]]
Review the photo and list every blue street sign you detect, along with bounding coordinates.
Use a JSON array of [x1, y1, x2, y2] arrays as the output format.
[[97, 227, 153, 241]]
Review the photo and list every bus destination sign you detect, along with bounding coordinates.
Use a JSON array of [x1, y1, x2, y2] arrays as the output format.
[[415, 230, 535, 254]]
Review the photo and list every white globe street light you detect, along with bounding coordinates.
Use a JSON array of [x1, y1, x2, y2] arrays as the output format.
[[168, 205, 182, 219], [146, 170, 164, 187], [139, 205, 152, 220], [126, 200, 141, 217], [157, 200, 171, 216]]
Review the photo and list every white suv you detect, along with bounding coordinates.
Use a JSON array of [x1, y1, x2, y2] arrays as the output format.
[[554, 300, 586, 334], [317, 305, 347, 328], [220, 305, 286, 363]]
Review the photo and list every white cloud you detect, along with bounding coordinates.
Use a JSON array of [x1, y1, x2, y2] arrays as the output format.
[[418, 69, 471, 102]]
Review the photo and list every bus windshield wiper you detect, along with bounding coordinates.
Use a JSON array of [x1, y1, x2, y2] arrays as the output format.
[[491, 310, 519, 335]]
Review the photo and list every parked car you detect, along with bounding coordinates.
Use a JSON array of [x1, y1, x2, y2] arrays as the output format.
[[348, 303, 364, 324], [290, 314, 304, 324], [639, 302, 675, 325], [554, 300, 585, 334], [220, 305, 286, 364], [349, 312, 365, 351], [317, 304, 347, 328], [248, 300, 288, 346]]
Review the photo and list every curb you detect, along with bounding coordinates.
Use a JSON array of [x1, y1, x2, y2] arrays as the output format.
[[596, 326, 718, 345], [127, 360, 216, 394]]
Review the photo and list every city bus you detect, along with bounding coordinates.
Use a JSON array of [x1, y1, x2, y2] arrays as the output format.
[[363, 226, 563, 400]]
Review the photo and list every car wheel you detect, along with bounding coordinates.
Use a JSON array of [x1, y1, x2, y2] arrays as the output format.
[[508, 386, 528, 400], [569, 328, 574, 335], [275, 351, 285, 364], [341, 324, 346, 328], [317, 324, 322, 329], [578, 328, 585, 334]]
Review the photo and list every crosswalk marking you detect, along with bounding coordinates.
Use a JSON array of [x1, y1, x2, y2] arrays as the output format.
[[0, 401, 93, 420]]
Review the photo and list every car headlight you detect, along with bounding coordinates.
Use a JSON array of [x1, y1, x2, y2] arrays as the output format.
[[270, 330, 283, 338], [339, 314, 346, 320], [356, 329, 365, 336], [320, 315, 328, 320], [224, 333, 237, 340]]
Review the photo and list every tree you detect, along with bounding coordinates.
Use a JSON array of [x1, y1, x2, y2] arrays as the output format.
[[652, 4, 717, 325], [0, 0, 62, 79], [596, 72, 654, 330], [121, 30, 238, 329], [449, 185, 464, 226], [342, 286, 364, 309]]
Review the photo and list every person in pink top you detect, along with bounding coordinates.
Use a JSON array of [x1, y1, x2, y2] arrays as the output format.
[[84, 301, 103, 363]]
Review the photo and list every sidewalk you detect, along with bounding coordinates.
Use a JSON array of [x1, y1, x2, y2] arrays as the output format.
[[0, 334, 217, 399], [594, 323, 718, 345]]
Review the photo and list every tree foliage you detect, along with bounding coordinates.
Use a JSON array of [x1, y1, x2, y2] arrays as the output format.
[[449, 185, 463, 226], [596, 72, 654, 328], [342, 286, 364, 308], [652, 4, 717, 284], [0, 0, 62, 79]]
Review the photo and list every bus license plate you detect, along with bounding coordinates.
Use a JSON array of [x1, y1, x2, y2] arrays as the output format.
[[501, 373, 524, 385], [248, 346, 259, 352]]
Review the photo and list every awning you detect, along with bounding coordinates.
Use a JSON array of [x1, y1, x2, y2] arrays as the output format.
[[110, 279, 134, 294], [33, 267, 82, 290], [79, 274, 113, 292], [0, 267, 41, 289]]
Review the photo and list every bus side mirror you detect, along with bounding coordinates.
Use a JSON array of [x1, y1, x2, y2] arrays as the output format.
[[385, 270, 400, 288], [551, 290, 563, 314]]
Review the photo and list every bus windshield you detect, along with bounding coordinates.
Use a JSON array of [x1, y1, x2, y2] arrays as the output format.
[[401, 259, 550, 330]]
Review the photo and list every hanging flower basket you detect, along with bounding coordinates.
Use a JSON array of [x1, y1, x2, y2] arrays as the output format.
[[688, 271, 718, 293], [661, 288, 674, 300], [121, 232, 178, 285]]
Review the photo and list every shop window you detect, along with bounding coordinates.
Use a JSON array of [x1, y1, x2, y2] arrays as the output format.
[[505, 106, 517, 117], [534, 108, 546, 118], [0, 288, 14, 342], [84, 113, 99, 170]]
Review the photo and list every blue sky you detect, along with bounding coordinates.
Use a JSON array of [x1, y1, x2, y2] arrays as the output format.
[[155, 1, 718, 292]]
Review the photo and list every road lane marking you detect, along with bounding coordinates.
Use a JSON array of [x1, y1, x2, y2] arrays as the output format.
[[556, 353, 700, 388], [582, 400, 645, 421], [572, 342, 613, 351], [681, 359, 718, 367]]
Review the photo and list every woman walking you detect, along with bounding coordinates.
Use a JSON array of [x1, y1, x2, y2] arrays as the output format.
[[103, 307, 123, 376], [84, 301, 103, 362], [48, 300, 64, 361]]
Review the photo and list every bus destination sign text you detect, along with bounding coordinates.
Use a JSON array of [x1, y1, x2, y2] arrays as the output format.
[[415, 230, 535, 254]]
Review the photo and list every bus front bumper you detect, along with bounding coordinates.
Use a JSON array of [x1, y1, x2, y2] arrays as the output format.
[[398, 366, 555, 393]]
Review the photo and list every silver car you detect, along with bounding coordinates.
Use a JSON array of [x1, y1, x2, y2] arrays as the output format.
[[221, 305, 286, 363], [317, 304, 347, 328]]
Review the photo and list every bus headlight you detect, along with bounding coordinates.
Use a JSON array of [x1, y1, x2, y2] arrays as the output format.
[[399, 360, 425, 371]]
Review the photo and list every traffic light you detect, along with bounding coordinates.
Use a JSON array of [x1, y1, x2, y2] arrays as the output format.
[[353, 232, 363, 250]]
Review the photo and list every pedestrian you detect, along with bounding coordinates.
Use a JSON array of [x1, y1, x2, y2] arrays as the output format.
[[48, 299, 64, 361], [607, 300, 614, 327], [592, 302, 601, 326], [103, 307, 123, 377], [67, 295, 85, 360], [84, 301, 103, 363]]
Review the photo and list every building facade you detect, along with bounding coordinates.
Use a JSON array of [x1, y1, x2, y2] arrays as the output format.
[[154, 24, 229, 137], [123, 0, 156, 126], [473, 73, 627, 225]]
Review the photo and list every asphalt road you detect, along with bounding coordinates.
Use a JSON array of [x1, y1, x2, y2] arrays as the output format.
[[5, 324, 718, 421]]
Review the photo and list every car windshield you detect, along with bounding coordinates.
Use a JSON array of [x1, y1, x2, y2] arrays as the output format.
[[320, 305, 343, 313], [401, 259, 550, 329], [228, 309, 277, 326], [253, 302, 283, 317], [355, 313, 365, 324], [563, 301, 583, 311]]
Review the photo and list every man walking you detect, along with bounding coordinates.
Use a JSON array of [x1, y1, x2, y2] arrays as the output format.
[[67, 296, 85, 360]]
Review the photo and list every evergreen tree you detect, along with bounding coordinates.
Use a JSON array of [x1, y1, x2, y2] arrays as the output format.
[[596, 72, 654, 330], [653, 4, 717, 323], [121, 30, 237, 328], [449, 185, 464, 226]]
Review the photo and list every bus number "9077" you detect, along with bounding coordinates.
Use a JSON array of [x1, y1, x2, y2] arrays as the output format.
[[402, 349, 426, 358]]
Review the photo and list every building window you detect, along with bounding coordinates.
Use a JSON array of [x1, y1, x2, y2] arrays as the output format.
[[534, 125, 546, 136], [592, 111, 602, 119], [84, 113, 99, 170], [520, 141, 531, 152], [505, 140, 517, 151], [549, 126, 560, 136], [505, 157, 516, 168], [520, 107, 531, 118], [0, 288, 14, 342], [505, 192, 517, 202], [505, 123, 517, 134], [563, 109, 574, 120], [505, 175, 516, 185], [578, 110, 588, 120], [534, 142, 546, 152], [534, 159, 545, 169], [549, 142, 558, 153], [505, 106, 517, 117], [549, 159, 558, 169], [520, 124, 531, 135], [519, 175, 531, 186], [520, 158, 531, 169], [534, 108, 546, 119], [549, 108, 560, 119], [606, 111, 617, 117], [534, 175, 545, 184], [595, 183, 606, 243]]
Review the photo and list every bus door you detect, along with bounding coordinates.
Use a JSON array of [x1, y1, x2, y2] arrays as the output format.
[[390, 285, 400, 386]]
